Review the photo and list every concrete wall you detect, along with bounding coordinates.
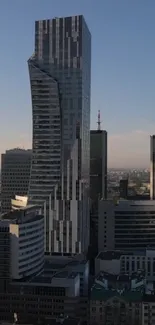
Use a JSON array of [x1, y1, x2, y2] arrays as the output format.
[[95, 257, 121, 275]]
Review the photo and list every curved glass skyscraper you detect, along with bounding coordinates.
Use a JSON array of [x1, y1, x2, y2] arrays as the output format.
[[28, 15, 91, 254]]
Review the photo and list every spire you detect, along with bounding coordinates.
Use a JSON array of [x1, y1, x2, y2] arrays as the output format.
[[97, 110, 101, 131]]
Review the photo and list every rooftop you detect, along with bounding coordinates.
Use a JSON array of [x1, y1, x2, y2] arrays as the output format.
[[0, 206, 43, 225], [44, 257, 88, 271], [96, 271, 145, 282], [97, 251, 127, 260], [15, 270, 79, 285], [97, 250, 155, 260], [90, 285, 143, 302]]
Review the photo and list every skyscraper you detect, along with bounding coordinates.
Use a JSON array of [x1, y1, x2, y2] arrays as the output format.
[[150, 135, 155, 199], [89, 128, 107, 259], [1, 149, 31, 213], [90, 130, 107, 201], [28, 16, 91, 254]]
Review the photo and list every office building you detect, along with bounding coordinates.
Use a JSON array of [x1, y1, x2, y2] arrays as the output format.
[[28, 15, 91, 254], [0, 205, 88, 322], [90, 271, 144, 325], [89, 123, 107, 260], [119, 178, 128, 199], [1, 149, 31, 213], [142, 297, 155, 325], [150, 135, 155, 199], [44, 254, 89, 296], [0, 208, 88, 322], [0, 205, 44, 280], [98, 200, 155, 252], [95, 250, 155, 280], [90, 129, 107, 201]]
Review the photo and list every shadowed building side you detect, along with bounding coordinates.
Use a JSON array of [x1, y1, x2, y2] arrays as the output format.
[[150, 135, 155, 200]]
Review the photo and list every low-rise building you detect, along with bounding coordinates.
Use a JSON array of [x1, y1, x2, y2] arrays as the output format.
[[95, 250, 155, 280], [90, 271, 144, 325], [45, 255, 89, 296]]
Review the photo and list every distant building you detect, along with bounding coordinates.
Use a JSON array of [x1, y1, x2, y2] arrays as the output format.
[[1, 149, 31, 213], [90, 271, 144, 325], [119, 179, 128, 199], [150, 135, 155, 199], [89, 129, 107, 261], [95, 250, 155, 280], [90, 129, 107, 201], [98, 199, 155, 252]]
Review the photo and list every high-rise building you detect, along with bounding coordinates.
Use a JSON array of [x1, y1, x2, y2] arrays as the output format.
[[1, 149, 32, 213], [90, 129, 107, 201], [150, 135, 155, 199], [89, 128, 107, 261], [28, 16, 91, 254]]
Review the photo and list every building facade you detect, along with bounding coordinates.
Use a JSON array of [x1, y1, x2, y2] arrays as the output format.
[[90, 130, 107, 201], [90, 271, 144, 325], [95, 250, 155, 280], [0, 205, 44, 279], [142, 296, 155, 325], [28, 15, 91, 254], [150, 135, 155, 200], [89, 130, 107, 261], [98, 200, 155, 252], [1, 149, 31, 213]]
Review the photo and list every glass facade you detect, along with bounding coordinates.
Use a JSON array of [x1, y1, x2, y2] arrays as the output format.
[[28, 16, 91, 254]]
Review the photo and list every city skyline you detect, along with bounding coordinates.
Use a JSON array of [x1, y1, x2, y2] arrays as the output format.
[[0, 0, 155, 168]]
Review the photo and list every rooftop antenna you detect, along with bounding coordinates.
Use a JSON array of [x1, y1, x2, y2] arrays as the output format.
[[97, 110, 101, 131]]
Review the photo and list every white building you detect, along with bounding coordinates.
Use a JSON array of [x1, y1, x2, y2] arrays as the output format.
[[99, 199, 155, 252], [11, 195, 28, 210], [0, 205, 44, 279], [95, 250, 155, 280]]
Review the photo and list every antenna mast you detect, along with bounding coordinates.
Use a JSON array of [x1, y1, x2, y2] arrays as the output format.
[[97, 110, 101, 131]]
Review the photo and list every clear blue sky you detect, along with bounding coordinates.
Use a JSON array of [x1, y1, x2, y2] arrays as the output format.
[[0, 0, 155, 168]]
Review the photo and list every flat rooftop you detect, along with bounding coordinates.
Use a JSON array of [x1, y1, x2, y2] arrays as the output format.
[[97, 251, 126, 260], [44, 257, 88, 270], [0, 205, 43, 225], [13, 270, 79, 286], [97, 250, 152, 260], [91, 285, 143, 302], [96, 271, 145, 282]]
